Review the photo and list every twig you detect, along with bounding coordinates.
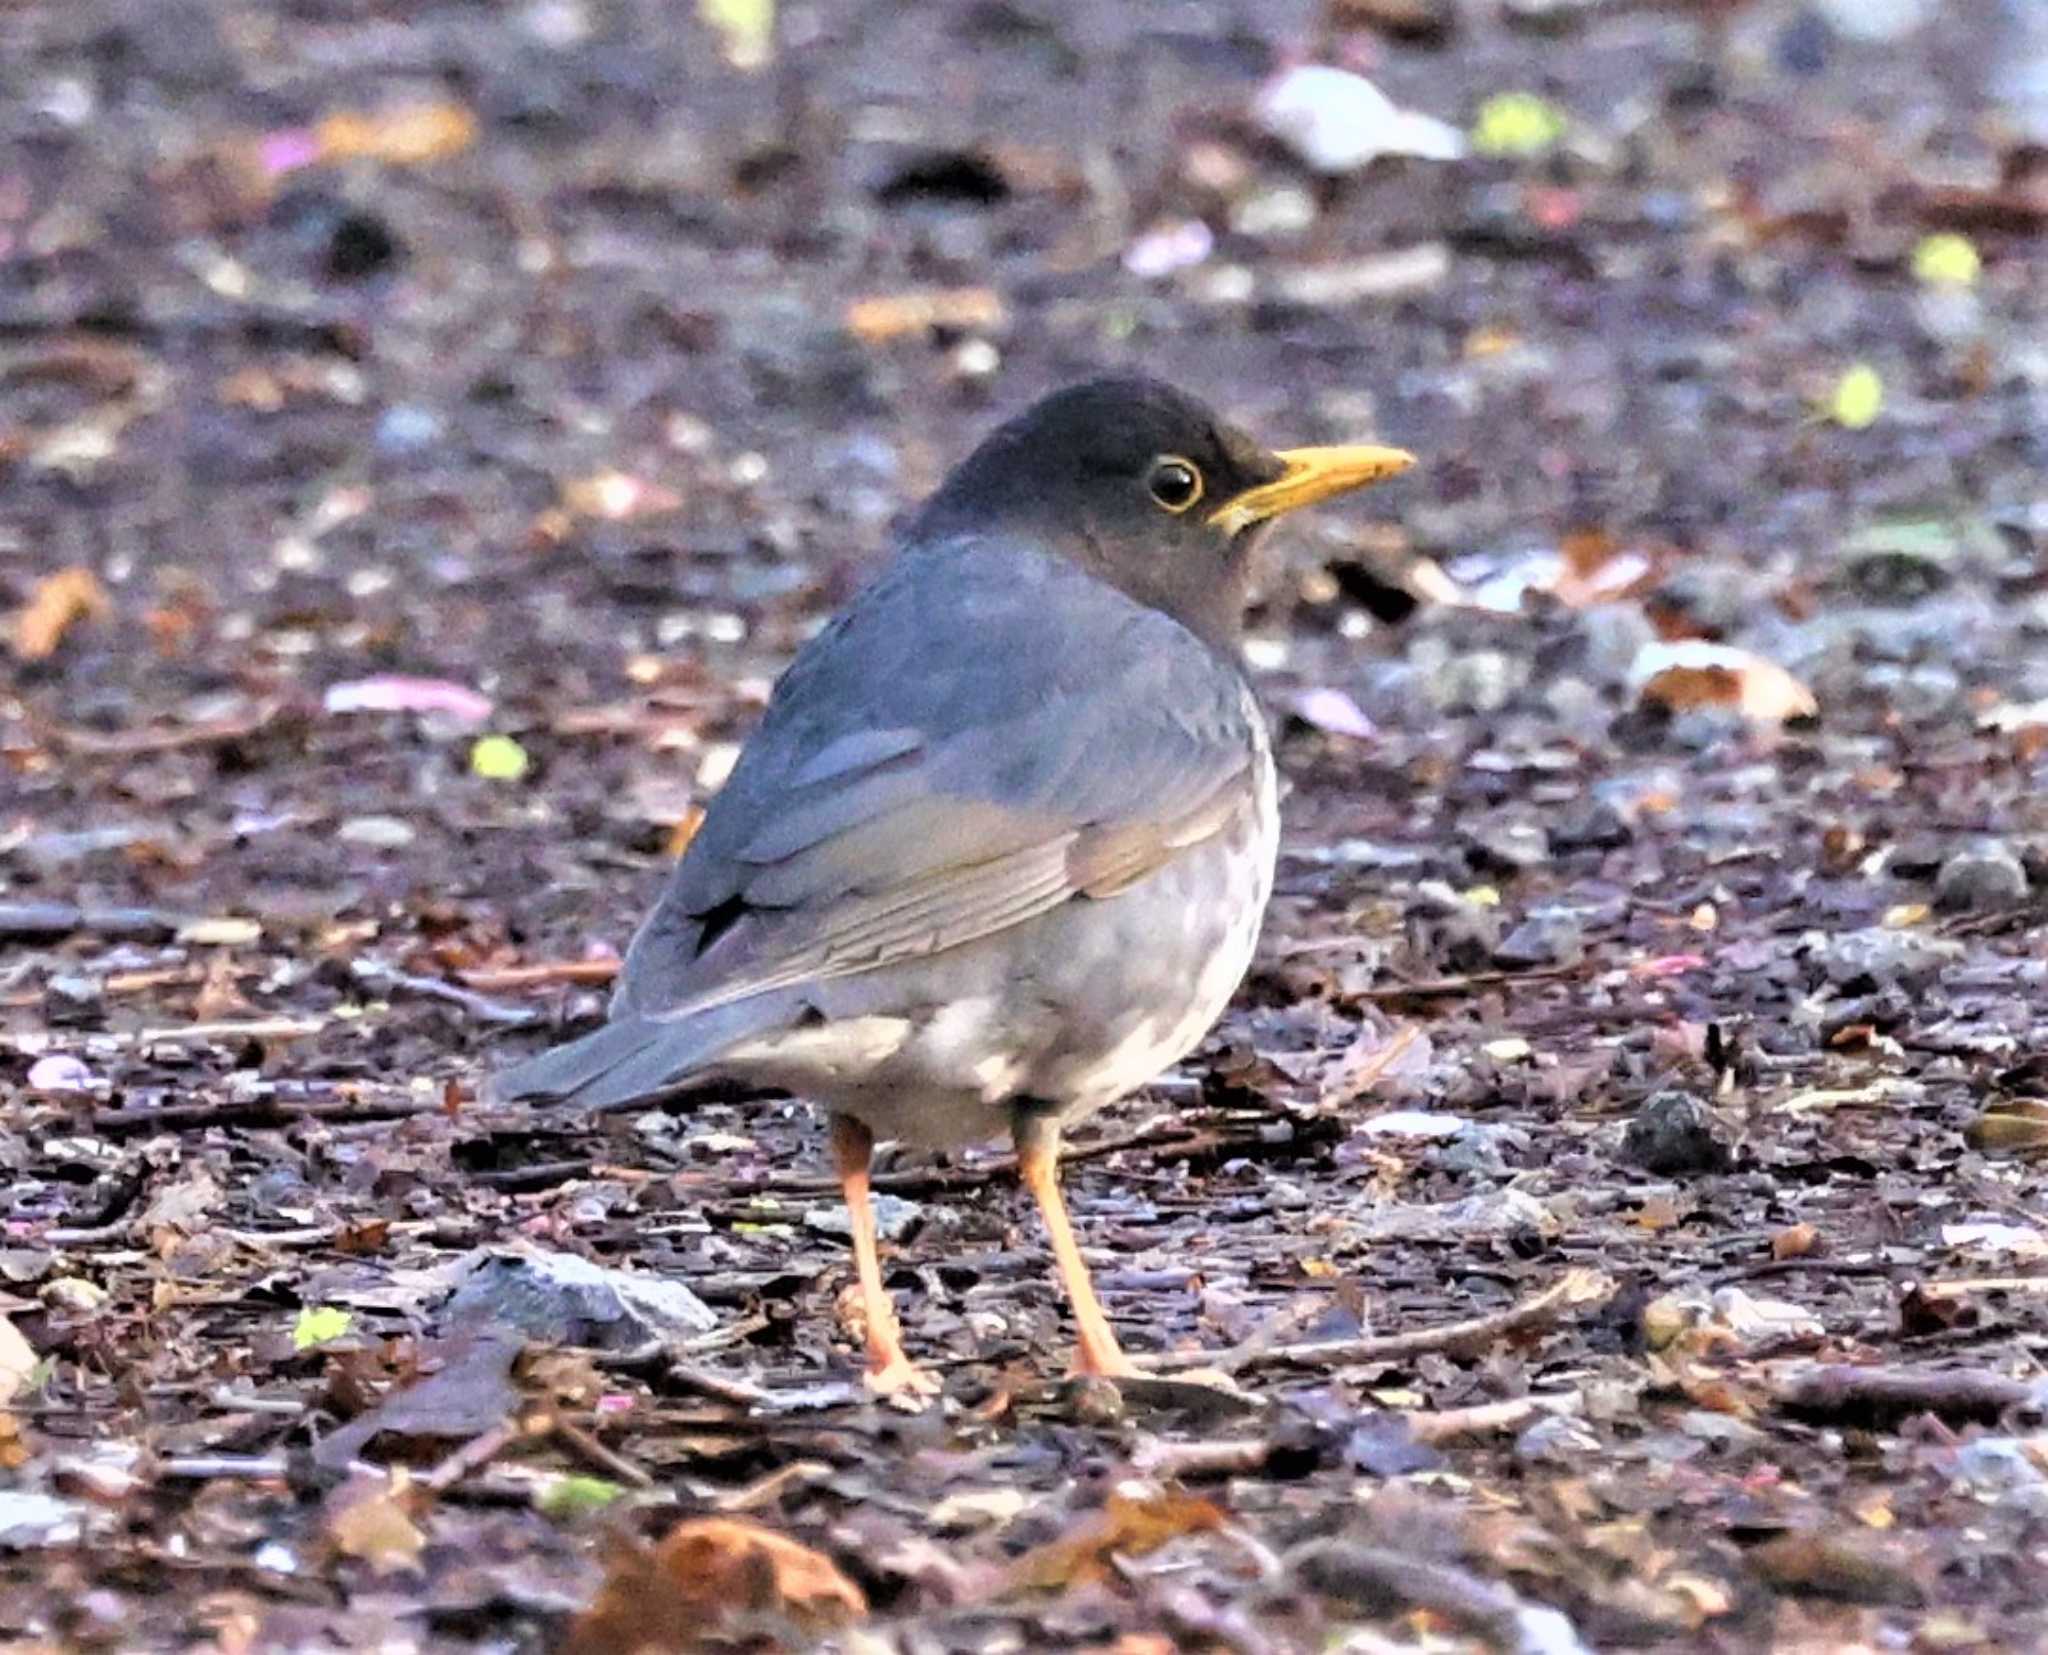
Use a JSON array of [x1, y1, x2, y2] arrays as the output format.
[[1346, 964, 1581, 1001], [549, 1414, 655, 1489], [130, 1017, 327, 1048], [92, 1090, 438, 1134], [664, 1363, 776, 1409], [1291, 1541, 1591, 1654], [1771, 1364, 2038, 1429], [0, 902, 190, 942], [459, 959, 622, 992], [157, 1455, 290, 1481], [1406, 1390, 1584, 1446], [1918, 1276, 2048, 1298], [421, 1417, 536, 1494], [351, 960, 541, 1027], [53, 699, 283, 756], [1145, 1268, 1615, 1376]]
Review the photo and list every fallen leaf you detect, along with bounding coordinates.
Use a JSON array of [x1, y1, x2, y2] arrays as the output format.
[[699, 0, 775, 71], [1471, 91, 1567, 157], [325, 1472, 427, 1575], [844, 287, 1004, 344], [324, 675, 494, 724], [1827, 363, 1885, 429], [315, 102, 479, 166], [927, 1488, 1029, 1533], [0, 1319, 38, 1405], [294, 1306, 354, 1350], [1633, 641, 1817, 723], [10, 567, 109, 661], [1772, 1223, 1821, 1260], [566, 1517, 866, 1654], [559, 470, 683, 522], [1749, 1529, 1923, 1605], [1965, 1097, 2048, 1156], [1912, 231, 1981, 287], [1123, 219, 1214, 278], [536, 1475, 626, 1520], [1290, 686, 1376, 740], [1006, 1485, 1226, 1592], [1256, 64, 1466, 174], [470, 735, 531, 781]]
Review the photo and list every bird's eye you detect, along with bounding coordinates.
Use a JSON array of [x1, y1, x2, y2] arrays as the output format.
[[1147, 456, 1204, 514]]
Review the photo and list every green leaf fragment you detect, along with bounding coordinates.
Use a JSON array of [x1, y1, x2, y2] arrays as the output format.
[[1471, 92, 1567, 158], [1911, 233, 1980, 288], [294, 1305, 354, 1349], [1829, 364, 1884, 429], [536, 1475, 626, 1519], [470, 734, 530, 781]]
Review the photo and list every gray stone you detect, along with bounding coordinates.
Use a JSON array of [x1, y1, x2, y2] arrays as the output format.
[[441, 1248, 716, 1347], [1935, 840, 2029, 911], [1622, 1091, 1729, 1176]]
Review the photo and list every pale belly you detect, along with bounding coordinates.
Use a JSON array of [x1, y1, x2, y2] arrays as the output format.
[[718, 740, 1279, 1148]]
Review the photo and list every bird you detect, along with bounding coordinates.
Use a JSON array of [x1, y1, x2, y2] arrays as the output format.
[[491, 376, 1415, 1395]]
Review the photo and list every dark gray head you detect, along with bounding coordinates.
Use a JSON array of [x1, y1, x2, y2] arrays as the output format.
[[912, 375, 1415, 650]]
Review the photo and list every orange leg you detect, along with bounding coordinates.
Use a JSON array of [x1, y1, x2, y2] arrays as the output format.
[[830, 1114, 939, 1398], [1014, 1111, 1140, 1380]]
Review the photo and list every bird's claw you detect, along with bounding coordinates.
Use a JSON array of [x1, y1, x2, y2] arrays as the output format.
[[864, 1352, 942, 1400]]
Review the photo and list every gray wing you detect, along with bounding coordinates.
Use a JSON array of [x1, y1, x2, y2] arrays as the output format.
[[609, 533, 1262, 1023]]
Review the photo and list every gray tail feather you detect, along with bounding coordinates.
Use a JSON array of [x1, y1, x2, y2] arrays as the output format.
[[486, 1001, 778, 1111]]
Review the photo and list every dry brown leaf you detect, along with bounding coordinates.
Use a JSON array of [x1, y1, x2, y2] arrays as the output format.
[[10, 567, 109, 661], [0, 1317, 38, 1405], [1005, 1485, 1226, 1593], [1634, 641, 1816, 723], [316, 103, 479, 166], [325, 1473, 428, 1576], [565, 1517, 866, 1654], [1968, 1098, 2048, 1156], [1771, 1223, 1820, 1260], [844, 287, 1005, 344]]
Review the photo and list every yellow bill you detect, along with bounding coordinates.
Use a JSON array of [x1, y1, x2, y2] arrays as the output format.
[[1209, 443, 1417, 537]]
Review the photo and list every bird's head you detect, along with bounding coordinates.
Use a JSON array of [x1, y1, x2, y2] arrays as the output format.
[[913, 375, 1415, 649]]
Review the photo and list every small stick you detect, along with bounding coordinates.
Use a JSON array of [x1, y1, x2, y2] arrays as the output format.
[[1406, 1390, 1583, 1446], [549, 1414, 655, 1489], [1772, 1364, 2036, 1429], [459, 959, 622, 992], [1144, 1269, 1614, 1376]]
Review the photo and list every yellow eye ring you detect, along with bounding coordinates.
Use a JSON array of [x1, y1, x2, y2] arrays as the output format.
[[1147, 455, 1204, 514]]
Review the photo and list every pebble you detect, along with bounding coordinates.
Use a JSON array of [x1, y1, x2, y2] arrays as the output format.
[[1935, 839, 2029, 911], [1818, 927, 1963, 991], [805, 1194, 922, 1244], [1460, 815, 1551, 874], [338, 815, 417, 849], [1622, 1091, 1729, 1176], [1495, 910, 1585, 969]]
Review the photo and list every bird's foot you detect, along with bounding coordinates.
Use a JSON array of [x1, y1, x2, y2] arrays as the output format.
[[864, 1350, 943, 1400], [1067, 1339, 1143, 1382]]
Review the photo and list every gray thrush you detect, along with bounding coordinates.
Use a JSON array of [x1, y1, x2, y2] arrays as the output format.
[[492, 376, 1415, 1394]]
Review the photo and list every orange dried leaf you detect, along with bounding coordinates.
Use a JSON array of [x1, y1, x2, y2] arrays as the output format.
[[566, 1517, 865, 1655], [316, 103, 480, 166], [1635, 642, 1816, 723], [844, 287, 1005, 344], [560, 470, 684, 522], [11, 567, 109, 661], [1772, 1222, 1820, 1260], [1006, 1487, 1226, 1592]]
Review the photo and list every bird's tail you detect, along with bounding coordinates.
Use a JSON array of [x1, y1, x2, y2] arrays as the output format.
[[485, 1000, 778, 1111]]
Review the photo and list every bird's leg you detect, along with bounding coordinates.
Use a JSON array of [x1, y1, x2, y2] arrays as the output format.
[[1012, 1106, 1140, 1380], [829, 1113, 939, 1398]]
